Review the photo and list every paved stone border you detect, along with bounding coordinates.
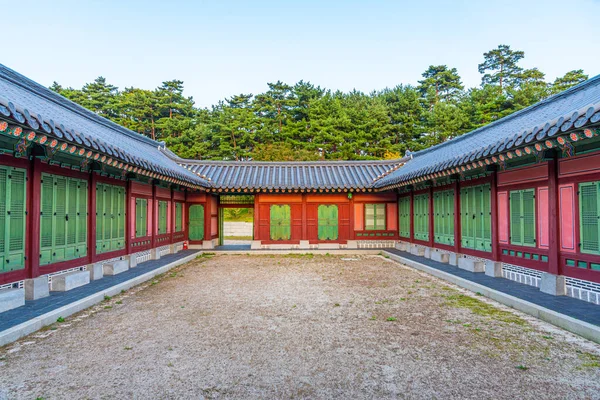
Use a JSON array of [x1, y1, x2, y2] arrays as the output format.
[[0, 251, 202, 347], [383, 250, 600, 344], [212, 249, 384, 255]]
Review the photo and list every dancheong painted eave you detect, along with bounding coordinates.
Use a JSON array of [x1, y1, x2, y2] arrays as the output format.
[[374, 74, 600, 190], [168, 149, 408, 192], [0, 63, 210, 190]]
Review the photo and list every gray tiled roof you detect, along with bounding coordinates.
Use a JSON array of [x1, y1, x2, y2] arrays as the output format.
[[175, 156, 405, 191], [374, 75, 600, 188], [0, 63, 209, 188]]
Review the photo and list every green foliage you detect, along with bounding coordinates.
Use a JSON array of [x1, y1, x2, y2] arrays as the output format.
[[50, 45, 588, 161]]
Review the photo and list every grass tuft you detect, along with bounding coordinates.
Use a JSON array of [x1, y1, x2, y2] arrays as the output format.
[[444, 294, 526, 325]]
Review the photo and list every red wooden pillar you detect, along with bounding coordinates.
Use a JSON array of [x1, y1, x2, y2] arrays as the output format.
[[170, 188, 175, 244], [253, 193, 260, 240], [548, 155, 560, 275], [125, 180, 132, 254], [28, 158, 42, 279], [428, 186, 434, 248], [301, 193, 307, 240], [183, 190, 189, 242], [151, 183, 157, 249], [409, 190, 414, 243], [204, 193, 212, 242], [453, 179, 461, 254], [89, 172, 97, 263], [490, 170, 500, 261], [349, 192, 355, 240]]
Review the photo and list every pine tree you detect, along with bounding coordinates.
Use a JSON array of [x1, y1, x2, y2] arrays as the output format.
[[478, 45, 525, 90]]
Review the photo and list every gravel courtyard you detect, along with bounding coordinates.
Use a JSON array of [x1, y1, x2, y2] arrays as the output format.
[[1, 254, 600, 399]]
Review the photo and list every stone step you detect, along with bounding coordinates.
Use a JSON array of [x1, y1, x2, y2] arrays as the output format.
[[103, 260, 129, 276], [89, 263, 104, 280], [431, 251, 449, 263], [51, 271, 90, 292], [0, 288, 25, 313], [24, 276, 50, 300], [458, 257, 485, 273]]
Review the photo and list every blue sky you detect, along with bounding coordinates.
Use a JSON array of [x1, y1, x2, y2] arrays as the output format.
[[3, 0, 600, 108]]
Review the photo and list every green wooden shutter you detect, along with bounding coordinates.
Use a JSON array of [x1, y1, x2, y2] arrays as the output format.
[[40, 175, 54, 264], [460, 184, 491, 252], [481, 184, 492, 251], [96, 183, 125, 254], [510, 190, 523, 245], [318, 205, 338, 240], [175, 202, 183, 232], [39, 174, 87, 264], [270, 205, 291, 240], [510, 188, 536, 248], [189, 204, 205, 240], [0, 167, 27, 272], [445, 190, 455, 246], [579, 182, 600, 255], [473, 187, 482, 250], [460, 188, 471, 249], [399, 197, 410, 238], [158, 200, 168, 235], [116, 187, 125, 250], [434, 190, 454, 246], [135, 198, 148, 238], [76, 180, 88, 257], [365, 204, 375, 230], [414, 194, 429, 241], [522, 189, 536, 247]]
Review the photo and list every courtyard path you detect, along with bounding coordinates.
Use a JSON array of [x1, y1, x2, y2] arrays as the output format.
[[1, 254, 599, 399]]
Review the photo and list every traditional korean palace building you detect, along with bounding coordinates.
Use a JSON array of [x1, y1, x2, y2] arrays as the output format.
[[1, 63, 600, 314]]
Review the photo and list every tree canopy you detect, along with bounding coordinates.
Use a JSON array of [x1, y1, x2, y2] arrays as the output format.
[[51, 44, 589, 161]]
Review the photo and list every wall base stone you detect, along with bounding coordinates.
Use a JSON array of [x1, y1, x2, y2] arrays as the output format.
[[448, 252, 459, 266], [458, 257, 484, 273], [540, 273, 566, 296], [251, 240, 262, 250], [103, 260, 129, 276], [319, 243, 340, 250], [0, 288, 25, 313], [299, 240, 310, 250], [423, 247, 432, 259], [51, 271, 90, 292], [485, 261, 503, 278], [128, 255, 138, 268], [88, 263, 104, 280], [410, 244, 425, 256], [24, 276, 50, 301], [430, 251, 449, 263], [396, 241, 409, 251], [151, 248, 161, 260], [346, 240, 358, 249]]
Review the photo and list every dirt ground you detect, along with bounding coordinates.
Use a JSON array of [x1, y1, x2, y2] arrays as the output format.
[[1, 254, 600, 399]]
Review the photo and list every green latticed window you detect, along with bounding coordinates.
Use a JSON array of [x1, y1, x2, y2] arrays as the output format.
[[188, 204, 204, 241], [579, 181, 600, 255], [318, 205, 338, 240], [175, 202, 183, 232], [135, 198, 148, 238], [460, 184, 491, 252], [413, 194, 429, 241], [96, 183, 125, 254], [365, 203, 386, 230], [398, 196, 410, 238], [434, 189, 455, 246], [40, 173, 88, 265], [510, 189, 536, 247], [157, 200, 168, 235], [270, 205, 291, 240], [0, 166, 27, 272]]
